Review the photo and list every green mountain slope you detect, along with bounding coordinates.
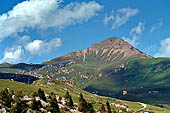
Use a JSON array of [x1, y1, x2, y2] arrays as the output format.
[[0, 79, 170, 113], [85, 57, 170, 104]]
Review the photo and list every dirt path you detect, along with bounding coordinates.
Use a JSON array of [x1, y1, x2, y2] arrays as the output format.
[[138, 102, 147, 111]]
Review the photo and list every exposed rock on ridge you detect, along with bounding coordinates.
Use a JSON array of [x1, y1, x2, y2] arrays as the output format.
[[45, 37, 151, 64]]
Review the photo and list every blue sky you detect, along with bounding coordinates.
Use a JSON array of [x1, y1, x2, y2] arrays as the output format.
[[0, 0, 170, 64]]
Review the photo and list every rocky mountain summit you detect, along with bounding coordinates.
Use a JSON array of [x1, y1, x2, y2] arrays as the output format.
[[45, 37, 151, 65]]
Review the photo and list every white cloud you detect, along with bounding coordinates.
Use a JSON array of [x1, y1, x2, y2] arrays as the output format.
[[104, 10, 114, 25], [0, 0, 103, 41], [25, 38, 62, 55], [154, 38, 170, 57], [18, 35, 31, 45], [123, 22, 144, 47], [104, 8, 138, 29], [42, 1, 103, 29], [0, 46, 24, 64], [130, 22, 144, 35], [143, 45, 156, 55], [149, 20, 163, 32], [123, 35, 139, 47], [0, 36, 62, 63]]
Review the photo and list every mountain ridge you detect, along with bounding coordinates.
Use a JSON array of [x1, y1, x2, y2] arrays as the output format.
[[44, 37, 151, 65]]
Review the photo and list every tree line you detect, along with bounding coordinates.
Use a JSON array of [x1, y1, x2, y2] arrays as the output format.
[[0, 88, 133, 113]]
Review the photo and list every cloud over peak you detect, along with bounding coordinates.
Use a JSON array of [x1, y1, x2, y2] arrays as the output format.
[[149, 20, 163, 33], [130, 22, 144, 35], [123, 22, 144, 47], [104, 8, 138, 30], [154, 37, 170, 57]]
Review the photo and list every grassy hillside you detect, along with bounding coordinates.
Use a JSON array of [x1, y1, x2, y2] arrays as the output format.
[[1, 57, 170, 105], [84, 57, 170, 104], [0, 79, 170, 113], [34, 57, 170, 105]]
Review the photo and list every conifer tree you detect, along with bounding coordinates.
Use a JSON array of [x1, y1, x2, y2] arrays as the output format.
[[65, 91, 69, 100], [32, 92, 38, 97], [65, 91, 74, 108], [0, 88, 13, 108], [50, 97, 60, 113], [87, 103, 95, 113], [78, 93, 88, 112], [106, 101, 111, 113], [100, 104, 106, 113], [67, 95, 74, 108], [31, 98, 43, 111], [49, 92, 55, 100], [10, 99, 28, 113], [50, 92, 55, 97], [38, 88, 46, 102]]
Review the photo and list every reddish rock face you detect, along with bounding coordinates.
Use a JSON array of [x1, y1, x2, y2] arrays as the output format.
[[88, 37, 151, 59]]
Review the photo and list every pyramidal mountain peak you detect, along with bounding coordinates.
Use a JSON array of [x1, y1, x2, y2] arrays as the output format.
[[45, 37, 151, 65]]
